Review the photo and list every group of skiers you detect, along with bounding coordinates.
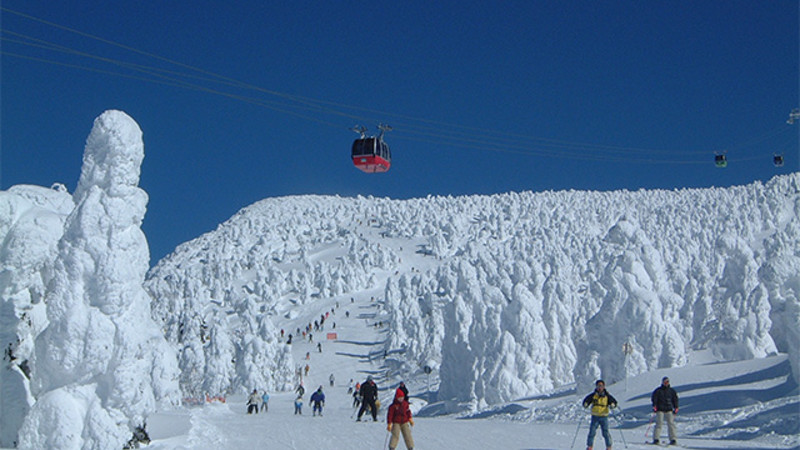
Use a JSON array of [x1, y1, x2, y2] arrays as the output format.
[[245, 377, 415, 450], [581, 376, 679, 450], [245, 376, 684, 450], [246, 389, 270, 414]]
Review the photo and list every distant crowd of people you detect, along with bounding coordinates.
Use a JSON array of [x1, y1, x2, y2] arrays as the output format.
[[245, 376, 416, 450]]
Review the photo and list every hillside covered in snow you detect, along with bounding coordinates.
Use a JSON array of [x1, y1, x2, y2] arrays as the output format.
[[144, 166, 800, 412], [1, 110, 798, 448]]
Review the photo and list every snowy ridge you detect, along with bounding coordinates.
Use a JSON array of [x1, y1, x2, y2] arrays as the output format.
[[144, 174, 800, 413], [144, 196, 404, 396]]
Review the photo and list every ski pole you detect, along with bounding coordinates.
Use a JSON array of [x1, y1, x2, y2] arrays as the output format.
[[611, 408, 628, 449], [569, 414, 584, 450], [644, 412, 655, 439], [383, 429, 391, 450]]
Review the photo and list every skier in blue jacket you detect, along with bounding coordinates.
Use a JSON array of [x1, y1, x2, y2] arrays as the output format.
[[311, 386, 326, 417]]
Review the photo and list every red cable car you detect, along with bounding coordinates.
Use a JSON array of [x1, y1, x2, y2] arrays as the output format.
[[351, 124, 392, 173]]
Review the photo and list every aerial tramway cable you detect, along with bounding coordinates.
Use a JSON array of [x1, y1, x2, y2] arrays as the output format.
[[1, 6, 796, 168]]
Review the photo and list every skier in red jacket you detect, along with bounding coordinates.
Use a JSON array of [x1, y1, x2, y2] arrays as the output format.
[[386, 388, 414, 450]]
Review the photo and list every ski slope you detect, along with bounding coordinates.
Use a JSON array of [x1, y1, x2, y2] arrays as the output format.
[[144, 288, 798, 449]]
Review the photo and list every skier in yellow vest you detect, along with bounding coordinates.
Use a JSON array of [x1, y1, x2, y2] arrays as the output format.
[[582, 379, 618, 450]]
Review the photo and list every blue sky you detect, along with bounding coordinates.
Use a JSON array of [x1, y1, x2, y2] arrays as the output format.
[[2, 1, 798, 265]]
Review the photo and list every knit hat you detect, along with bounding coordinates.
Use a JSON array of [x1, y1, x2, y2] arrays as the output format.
[[395, 388, 405, 399]]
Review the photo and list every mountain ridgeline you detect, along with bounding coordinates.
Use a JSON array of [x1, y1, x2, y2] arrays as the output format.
[[144, 174, 800, 410]]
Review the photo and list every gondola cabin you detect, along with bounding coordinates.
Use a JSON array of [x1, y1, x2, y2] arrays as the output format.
[[714, 153, 727, 168], [351, 125, 392, 173], [774, 154, 784, 167]]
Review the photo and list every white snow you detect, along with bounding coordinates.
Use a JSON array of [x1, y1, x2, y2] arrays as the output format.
[[7, 111, 178, 449], [1, 110, 798, 449]]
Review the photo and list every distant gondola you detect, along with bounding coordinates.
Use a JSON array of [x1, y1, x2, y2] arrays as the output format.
[[351, 124, 392, 173], [714, 152, 727, 168], [773, 153, 784, 167]]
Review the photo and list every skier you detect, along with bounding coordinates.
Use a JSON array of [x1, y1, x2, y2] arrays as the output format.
[[294, 395, 304, 415], [311, 386, 326, 416], [387, 388, 415, 450], [295, 383, 305, 397], [397, 381, 409, 398], [329, 373, 335, 387], [352, 385, 362, 408], [356, 375, 379, 421], [651, 376, 679, 445], [261, 390, 270, 412], [246, 389, 260, 414], [582, 379, 617, 450]]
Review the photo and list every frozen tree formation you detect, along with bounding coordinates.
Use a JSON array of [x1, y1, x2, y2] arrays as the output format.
[[16, 111, 178, 449], [146, 175, 799, 413], [0, 183, 73, 446]]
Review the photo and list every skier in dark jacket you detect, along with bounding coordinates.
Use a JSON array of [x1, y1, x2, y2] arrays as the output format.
[[310, 386, 326, 416], [397, 381, 409, 398], [246, 389, 260, 414], [582, 379, 617, 450], [356, 376, 379, 421], [651, 376, 679, 445]]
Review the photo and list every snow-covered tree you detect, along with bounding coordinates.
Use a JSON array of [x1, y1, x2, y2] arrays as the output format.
[[18, 111, 179, 449]]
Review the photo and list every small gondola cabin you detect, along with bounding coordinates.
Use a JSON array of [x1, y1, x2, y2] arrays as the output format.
[[352, 135, 391, 173], [714, 153, 727, 168]]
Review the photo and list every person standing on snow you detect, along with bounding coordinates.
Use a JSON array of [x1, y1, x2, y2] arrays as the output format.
[[356, 375, 379, 421], [260, 390, 270, 412], [294, 395, 304, 415], [651, 376, 679, 445], [387, 388, 415, 450], [246, 389, 260, 414], [352, 384, 362, 408], [329, 373, 335, 387], [582, 379, 617, 450], [310, 386, 326, 416], [397, 381, 409, 398]]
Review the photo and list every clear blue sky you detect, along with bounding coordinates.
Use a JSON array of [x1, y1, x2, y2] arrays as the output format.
[[2, 1, 798, 265]]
